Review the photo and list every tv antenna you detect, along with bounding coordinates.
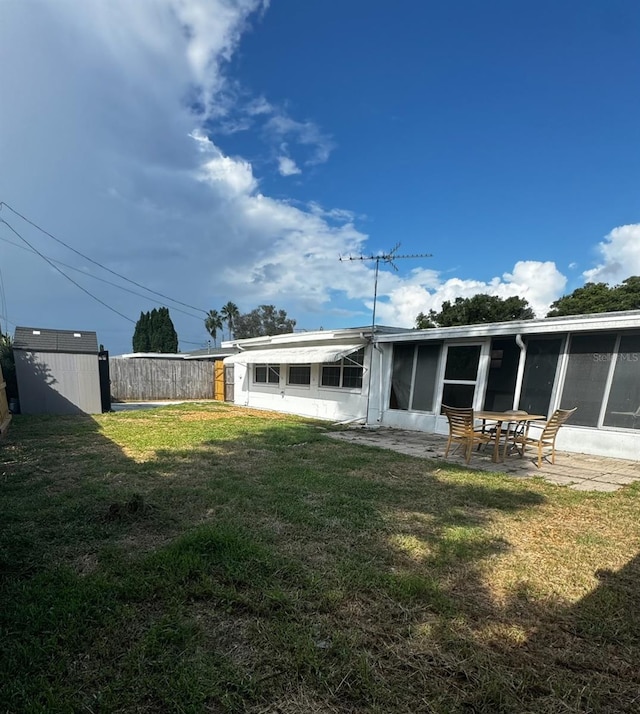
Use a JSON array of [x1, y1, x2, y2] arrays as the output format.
[[339, 243, 433, 333]]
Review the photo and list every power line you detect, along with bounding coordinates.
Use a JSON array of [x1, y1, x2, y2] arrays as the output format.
[[0, 232, 204, 321], [1, 218, 136, 324], [0, 201, 209, 316]]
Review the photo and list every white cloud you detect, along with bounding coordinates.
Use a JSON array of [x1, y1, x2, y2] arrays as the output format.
[[265, 113, 335, 166], [191, 131, 258, 195], [372, 260, 567, 327], [277, 156, 301, 176], [583, 224, 640, 285]]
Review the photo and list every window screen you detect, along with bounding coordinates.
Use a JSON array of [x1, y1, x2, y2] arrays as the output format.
[[483, 338, 520, 412], [389, 344, 415, 410], [603, 333, 640, 429], [320, 349, 364, 389], [441, 383, 475, 408], [560, 333, 616, 426], [519, 338, 562, 416], [255, 364, 280, 384], [288, 365, 311, 385], [411, 344, 440, 411], [444, 346, 481, 380]]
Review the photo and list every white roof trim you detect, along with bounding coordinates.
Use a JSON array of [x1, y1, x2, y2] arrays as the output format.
[[224, 344, 364, 365]]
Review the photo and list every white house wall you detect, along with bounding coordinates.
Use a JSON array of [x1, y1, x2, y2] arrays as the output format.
[[232, 360, 369, 423]]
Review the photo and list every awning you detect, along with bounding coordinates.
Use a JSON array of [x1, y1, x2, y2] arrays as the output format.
[[224, 344, 364, 365]]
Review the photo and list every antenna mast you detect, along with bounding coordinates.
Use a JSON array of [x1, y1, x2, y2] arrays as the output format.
[[339, 243, 433, 334]]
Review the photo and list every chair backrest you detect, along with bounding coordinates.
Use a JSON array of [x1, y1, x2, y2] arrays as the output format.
[[442, 405, 474, 438], [541, 407, 577, 440]]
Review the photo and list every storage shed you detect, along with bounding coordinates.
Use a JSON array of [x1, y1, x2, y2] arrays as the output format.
[[13, 326, 103, 415]]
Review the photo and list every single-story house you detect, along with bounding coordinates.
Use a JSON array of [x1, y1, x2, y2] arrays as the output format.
[[223, 310, 640, 461]]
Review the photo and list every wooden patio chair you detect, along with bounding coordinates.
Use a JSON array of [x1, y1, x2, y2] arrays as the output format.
[[512, 407, 577, 468], [442, 405, 494, 464]]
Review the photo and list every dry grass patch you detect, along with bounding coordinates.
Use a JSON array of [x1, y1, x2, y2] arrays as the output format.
[[2, 404, 639, 713]]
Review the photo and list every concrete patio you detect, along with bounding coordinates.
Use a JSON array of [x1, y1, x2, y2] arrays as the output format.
[[328, 426, 640, 492]]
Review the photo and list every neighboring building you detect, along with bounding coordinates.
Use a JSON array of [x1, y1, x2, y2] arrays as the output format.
[[224, 311, 640, 460], [13, 326, 104, 415]]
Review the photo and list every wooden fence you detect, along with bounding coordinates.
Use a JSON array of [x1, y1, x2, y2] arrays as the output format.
[[109, 358, 216, 401], [0, 364, 11, 437]]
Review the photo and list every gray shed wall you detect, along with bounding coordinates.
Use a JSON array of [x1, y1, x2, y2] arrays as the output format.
[[15, 351, 102, 415]]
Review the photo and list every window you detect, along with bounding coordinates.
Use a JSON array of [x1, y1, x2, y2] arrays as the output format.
[[483, 338, 521, 412], [411, 344, 440, 411], [560, 333, 617, 426], [288, 365, 311, 385], [254, 364, 280, 384], [519, 338, 562, 416], [389, 344, 415, 410], [389, 343, 442, 411], [603, 333, 640, 430], [321, 349, 364, 389], [441, 345, 481, 409]]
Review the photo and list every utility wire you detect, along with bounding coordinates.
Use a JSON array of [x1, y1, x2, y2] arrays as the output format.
[[0, 201, 209, 316], [0, 232, 204, 321], [1, 218, 135, 324], [0, 258, 8, 334]]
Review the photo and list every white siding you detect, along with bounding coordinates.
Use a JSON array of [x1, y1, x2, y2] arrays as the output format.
[[232, 360, 369, 423]]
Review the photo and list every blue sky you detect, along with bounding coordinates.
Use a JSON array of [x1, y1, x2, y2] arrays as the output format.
[[1, 1, 639, 354]]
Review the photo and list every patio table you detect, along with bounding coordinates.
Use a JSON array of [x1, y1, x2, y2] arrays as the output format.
[[475, 411, 546, 463]]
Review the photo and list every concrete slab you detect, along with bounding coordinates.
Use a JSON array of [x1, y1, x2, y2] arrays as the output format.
[[327, 426, 640, 492]]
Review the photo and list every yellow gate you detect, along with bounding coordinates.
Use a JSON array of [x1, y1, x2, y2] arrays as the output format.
[[214, 360, 225, 401]]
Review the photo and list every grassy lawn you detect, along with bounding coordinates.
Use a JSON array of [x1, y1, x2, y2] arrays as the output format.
[[1, 403, 639, 713]]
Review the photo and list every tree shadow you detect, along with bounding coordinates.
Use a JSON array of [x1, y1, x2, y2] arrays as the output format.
[[1, 406, 637, 712], [13, 349, 93, 415]]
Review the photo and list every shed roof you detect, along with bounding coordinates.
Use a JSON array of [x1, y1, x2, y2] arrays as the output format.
[[14, 326, 99, 354]]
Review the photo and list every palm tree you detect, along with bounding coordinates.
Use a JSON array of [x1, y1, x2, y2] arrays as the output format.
[[204, 309, 223, 347], [220, 301, 240, 340]]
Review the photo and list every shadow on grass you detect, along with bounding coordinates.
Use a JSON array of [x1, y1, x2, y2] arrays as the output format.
[[1, 405, 638, 713]]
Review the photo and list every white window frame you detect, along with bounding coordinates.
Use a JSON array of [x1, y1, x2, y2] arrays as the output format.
[[253, 363, 280, 385], [320, 349, 365, 390]]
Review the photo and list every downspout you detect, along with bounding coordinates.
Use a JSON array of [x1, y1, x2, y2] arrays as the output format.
[[364, 333, 383, 426], [514, 334, 526, 410]]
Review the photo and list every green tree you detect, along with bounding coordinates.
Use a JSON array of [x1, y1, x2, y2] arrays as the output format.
[[234, 305, 296, 339], [417, 294, 535, 329], [204, 309, 223, 346], [132, 307, 178, 352], [220, 301, 240, 340], [132, 311, 150, 352], [546, 277, 640, 317], [0, 332, 18, 400]]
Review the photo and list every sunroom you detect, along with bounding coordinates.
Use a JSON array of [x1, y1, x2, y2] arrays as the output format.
[[378, 311, 640, 460]]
